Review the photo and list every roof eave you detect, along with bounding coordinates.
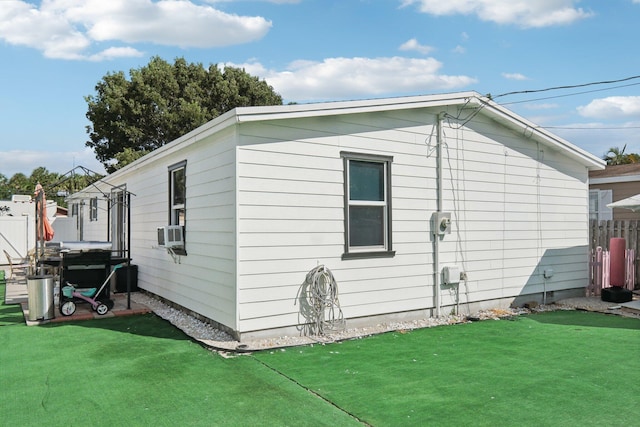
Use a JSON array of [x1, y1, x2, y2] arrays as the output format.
[[474, 97, 605, 171], [234, 91, 482, 122], [236, 92, 605, 171]]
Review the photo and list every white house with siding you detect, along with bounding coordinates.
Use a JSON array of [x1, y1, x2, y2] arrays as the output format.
[[66, 91, 605, 339]]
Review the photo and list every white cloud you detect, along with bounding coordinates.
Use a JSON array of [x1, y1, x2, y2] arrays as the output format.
[[227, 57, 477, 101], [0, 0, 271, 61], [403, 0, 593, 28], [577, 96, 640, 119], [502, 72, 529, 80], [399, 38, 434, 54], [88, 47, 144, 62]]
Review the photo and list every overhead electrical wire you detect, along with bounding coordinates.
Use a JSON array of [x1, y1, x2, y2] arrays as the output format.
[[492, 74, 640, 100], [498, 82, 640, 106], [440, 74, 640, 132]]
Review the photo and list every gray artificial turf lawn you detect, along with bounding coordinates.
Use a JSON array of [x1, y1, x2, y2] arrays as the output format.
[[3, 280, 640, 426]]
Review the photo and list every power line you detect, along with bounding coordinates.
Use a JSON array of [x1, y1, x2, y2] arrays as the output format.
[[492, 74, 640, 100], [498, 82, 640, 106]]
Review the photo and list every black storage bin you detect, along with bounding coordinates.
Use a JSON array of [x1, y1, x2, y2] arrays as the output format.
[[116, 265, 138, 292], [601, 286, 633, 303]]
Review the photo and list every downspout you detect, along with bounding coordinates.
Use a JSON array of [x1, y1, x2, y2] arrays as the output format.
[[434, 112, 445, 317]]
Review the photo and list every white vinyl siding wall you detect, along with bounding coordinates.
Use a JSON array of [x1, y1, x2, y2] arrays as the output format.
[[233, 110, 412, 330], [76, 197, 108, 242], [66, 95, 596, 338], [436, 117, 589, 306], [234, 107, 589, 333], [74, 125, 240, 331]]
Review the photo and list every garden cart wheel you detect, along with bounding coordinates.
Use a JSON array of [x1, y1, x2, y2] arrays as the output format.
[[96, 303, 109, 315]]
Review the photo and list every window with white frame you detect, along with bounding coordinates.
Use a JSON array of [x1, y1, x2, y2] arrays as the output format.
[[168, 160, 187, 254], [169, 161, 186, 226], [341, 152, 394, 259], [589, 189, 612, 221]]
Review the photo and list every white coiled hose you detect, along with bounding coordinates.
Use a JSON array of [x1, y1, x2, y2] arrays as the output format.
[[304, 265, 344, 335]]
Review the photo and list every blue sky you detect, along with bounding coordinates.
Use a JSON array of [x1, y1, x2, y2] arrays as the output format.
[[1, 0, 640, 177]]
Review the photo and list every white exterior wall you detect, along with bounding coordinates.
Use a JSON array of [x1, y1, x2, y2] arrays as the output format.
[[72, 124, 240, 331], [82, 198, 108, 242], [68, 94, 597, 338], [436, 115, 589, 307], [51, 217, 79, 242], [234, 107, 590, 334]]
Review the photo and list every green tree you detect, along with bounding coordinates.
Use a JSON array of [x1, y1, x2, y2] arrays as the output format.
[[603, 145, 640, 165], [0, 173, 9, 200], [85, 56, 283, 172], [7, 173, 29, 195], [112, 147, 149, 170]]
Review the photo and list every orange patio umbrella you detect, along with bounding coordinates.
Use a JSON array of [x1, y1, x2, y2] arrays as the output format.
[[34, 182, 54, 242]]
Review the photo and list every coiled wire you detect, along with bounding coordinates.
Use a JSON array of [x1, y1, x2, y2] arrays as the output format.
[[304, 265, 345, 335]]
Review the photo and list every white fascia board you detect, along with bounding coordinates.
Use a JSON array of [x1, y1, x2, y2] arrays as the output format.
[[590, 175, 640, 185], [234, 91, 481, 123], [234, 91, 605, 171]]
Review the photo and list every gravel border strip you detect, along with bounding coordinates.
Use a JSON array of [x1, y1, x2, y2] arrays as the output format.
[[131, 292, 638, 353]]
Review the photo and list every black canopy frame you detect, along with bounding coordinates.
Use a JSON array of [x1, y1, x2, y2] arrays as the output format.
[[36, 166, 137, 309]]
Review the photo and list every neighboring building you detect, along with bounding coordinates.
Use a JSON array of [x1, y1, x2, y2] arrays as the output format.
[[589, 164, 640, 221], [67, 92, 605, 339]]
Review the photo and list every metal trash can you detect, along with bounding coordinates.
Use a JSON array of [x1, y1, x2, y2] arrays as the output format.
[[27, 275, 55, 321]]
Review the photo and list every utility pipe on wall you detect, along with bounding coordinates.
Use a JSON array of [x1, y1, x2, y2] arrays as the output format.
[[434, 112, 445, 317]]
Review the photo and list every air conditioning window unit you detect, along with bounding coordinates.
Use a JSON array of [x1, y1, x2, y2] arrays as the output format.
[[157, 225, 184, 248]]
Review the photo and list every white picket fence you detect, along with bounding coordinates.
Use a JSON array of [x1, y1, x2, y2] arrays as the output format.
[[588, 247, 636, 296]]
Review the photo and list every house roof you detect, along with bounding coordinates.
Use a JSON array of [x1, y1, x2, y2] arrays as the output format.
[[589, 163, 640, 184], [114, 91, 605, 176], [589, 163, 640, 178]]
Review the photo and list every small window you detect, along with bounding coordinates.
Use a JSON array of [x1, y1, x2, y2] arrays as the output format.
[[89, 197, 98, 221], [71, 203, 78, 217], [168, 161, 187, 254], [589, 189, 612, 221], [169, 161, 186, 226], [341, 152, 394, 259]]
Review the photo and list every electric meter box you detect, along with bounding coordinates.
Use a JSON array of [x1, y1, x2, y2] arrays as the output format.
[[432, 212, 452, 235], [442, 266, 461, 285]]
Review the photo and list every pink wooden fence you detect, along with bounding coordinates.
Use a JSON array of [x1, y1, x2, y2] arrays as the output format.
[[590, 220, 640, 285], [588, 247, 636, 296]]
